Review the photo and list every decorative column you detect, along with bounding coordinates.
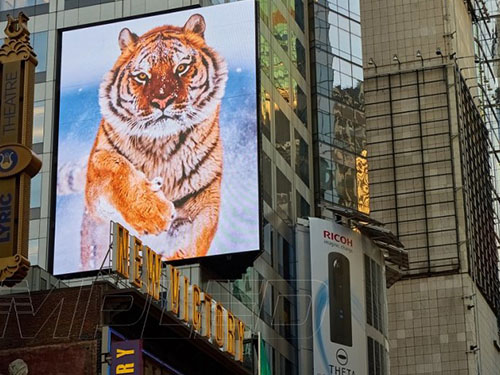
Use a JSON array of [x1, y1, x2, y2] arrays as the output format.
[[0, 12, 42, 286]]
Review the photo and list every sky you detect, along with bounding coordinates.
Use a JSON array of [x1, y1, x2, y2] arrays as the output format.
[[60, 0, 256, 90]]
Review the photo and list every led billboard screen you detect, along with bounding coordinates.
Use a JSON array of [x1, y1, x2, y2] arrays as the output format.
[[54, 0, 258, 274]]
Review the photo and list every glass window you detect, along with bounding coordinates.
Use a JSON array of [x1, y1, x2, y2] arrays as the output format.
[[338, 0, 349, 14], [350, 20, 361, 36], [32, 31, 48, 73], [349, 0, 361, 16], [33, 100, 44, 144], [352, 34, 362, 61], [317, 110, 333, 145], [338, 14, 349, 31], [28, 239, 38, 265], [30, 173, 41, 208], [316, 63, 331, 98], [296, 191, 310, 219], [262, 152, 273, 206], [291, 32, 306, 77], [263, 219, 274, 262], [278, 235, 295, 281], [272, 4, 288, 52], [295, 130, 309, 186], [259, 274, 273, 325], [339, 29, 351, 55], [273, 55, 290, 103], [260, 35, 271, 78], [365, 255, 386, 334], [259, 0, 270, 25], [290, 0, 305, 31], [292, 79, 307, 125], [232, 268, 255, 309], [319, 154, 335, 202], [261, 87, 271, 139], [1, 0, 14, 10], [276, 168, 292, 221], [336, 151, 356, 208], [275, 105, 291, 164], [16, 0, 36, 6]]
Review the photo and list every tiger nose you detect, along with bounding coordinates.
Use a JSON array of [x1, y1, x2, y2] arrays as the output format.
[[151, 96, 175, 111]]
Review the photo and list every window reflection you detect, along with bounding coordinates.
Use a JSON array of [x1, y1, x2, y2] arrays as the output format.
[[33, 101, 44, 144], [292, 79, 307, 125], [319, 144, 356, 208], [28, 239, 39, 265], [290, 0, 305, 31], [260, 0, 270, 25], [260, 35, 271, 78], [296, 191, 310, 218], [273, 55, 290, 103], [276, 168, 292, 222], [295, 130, 309, 186], [15, 0, 36, 6], [275, 104, 291, 164], [291, 32, 306, 77], [272, 4, 288, 52], [33, 31, 48, 73], [261, 87, 271, 139], [0, 0, 14, 10], [30, 173, 42, 209], [262, 152, 273, 206]]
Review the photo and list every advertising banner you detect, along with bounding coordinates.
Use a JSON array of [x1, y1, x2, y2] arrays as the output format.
[[54, 0, 258, 274], [309, 217, 367, 375], [111, 339, 143, 375]]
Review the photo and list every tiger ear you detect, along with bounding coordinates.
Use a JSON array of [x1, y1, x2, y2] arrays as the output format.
[[183, 14, 206, 38], [118, 28, 138, 51]]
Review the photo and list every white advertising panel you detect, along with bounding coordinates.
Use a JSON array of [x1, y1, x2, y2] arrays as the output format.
[[309, 217, 367, 375]]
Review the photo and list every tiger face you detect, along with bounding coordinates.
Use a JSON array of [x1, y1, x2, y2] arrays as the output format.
[[99, 14, 228, 138]]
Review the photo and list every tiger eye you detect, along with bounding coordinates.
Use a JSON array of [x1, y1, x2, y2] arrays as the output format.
[[138, 73, 147, 80], [176, 64, 190, 75]]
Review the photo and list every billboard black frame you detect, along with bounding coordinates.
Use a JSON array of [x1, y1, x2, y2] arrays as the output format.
[[49, 0, 262, 280]]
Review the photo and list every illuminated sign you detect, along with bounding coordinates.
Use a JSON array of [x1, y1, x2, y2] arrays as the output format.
[[111, 340, 143, 375], [54, 0, 259, 275], [0, 13, 42, 286], [111, 222, 246, 362]]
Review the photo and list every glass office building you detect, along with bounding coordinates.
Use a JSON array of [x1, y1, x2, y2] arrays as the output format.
[[0, 0, 395, 373]]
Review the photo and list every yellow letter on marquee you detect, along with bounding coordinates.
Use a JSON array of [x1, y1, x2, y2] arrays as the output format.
[[201, 293, 212, 338], [190, 284, 201, 332], [215, 302, 224, 348], [226, 310, 236, 357], [236, 319, 245, 362], [168, 265, 180, 315], [112, 223, 129, 278], [129, 236, 142, 288]]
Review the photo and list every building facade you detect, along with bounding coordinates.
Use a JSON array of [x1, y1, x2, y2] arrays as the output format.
[[0, 0, 400, 374], [361, 0, 500, 373]]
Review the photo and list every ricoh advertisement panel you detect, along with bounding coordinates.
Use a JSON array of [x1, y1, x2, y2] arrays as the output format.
[[54, 0, 258, 274], [309, 217, 367, 375]]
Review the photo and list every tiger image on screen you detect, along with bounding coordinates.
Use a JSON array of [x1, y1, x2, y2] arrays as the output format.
[[80, 14, 228, 269]]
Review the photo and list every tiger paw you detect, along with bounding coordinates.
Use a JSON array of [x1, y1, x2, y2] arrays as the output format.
[[125, 188, 176, 235]]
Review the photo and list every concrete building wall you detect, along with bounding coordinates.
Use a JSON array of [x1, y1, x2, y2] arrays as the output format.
[[387, 274, 470, 375], [362, 0, 445, 72], [361, 0, 500, 374], [475, 285, 500, 374]]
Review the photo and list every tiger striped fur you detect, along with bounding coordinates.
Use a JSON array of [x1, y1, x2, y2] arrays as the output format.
[[81, 14, 227, 269]]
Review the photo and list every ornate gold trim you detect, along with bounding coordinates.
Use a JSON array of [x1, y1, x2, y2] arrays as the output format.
[[356, 150, 370, 215], [0, 12, 37, 64], [0, 254, 30, 286]]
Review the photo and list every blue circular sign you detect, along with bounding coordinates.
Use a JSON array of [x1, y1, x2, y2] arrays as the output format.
[[0, 148, 18, 173]]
